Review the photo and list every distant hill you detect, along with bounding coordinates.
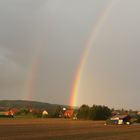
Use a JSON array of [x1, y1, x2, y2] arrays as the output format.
[[0, 100, 69, 113]]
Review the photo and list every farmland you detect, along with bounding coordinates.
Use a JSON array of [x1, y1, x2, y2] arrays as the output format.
[[0, 119, 140, 140]]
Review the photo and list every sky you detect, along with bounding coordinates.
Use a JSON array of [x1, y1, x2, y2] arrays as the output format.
[[0, 0, 140, 109]]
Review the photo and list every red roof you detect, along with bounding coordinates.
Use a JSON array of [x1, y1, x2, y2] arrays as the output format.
[[64, 109, 74, 118]]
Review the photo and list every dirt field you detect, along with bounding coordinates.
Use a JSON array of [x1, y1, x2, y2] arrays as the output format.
[[0, 119, 140, 140]]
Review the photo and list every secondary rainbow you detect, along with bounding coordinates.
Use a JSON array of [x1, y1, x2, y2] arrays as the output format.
[[23, 45, 44, 100], [70, 0, 113, 106]]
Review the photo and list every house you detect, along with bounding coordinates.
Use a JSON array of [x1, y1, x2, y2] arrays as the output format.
[[64, 109, 74, 118], [9, 108, 20, 115], [112, 111, 120, 116], [0, 111, 14, 118], [106, 115, 131, 125], [42, 110, 49, 118], [137, 112, 140, 116], [29, 108, 42, 114]]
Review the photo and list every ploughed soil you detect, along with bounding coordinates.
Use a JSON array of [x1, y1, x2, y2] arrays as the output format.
[[0, 118, 140, 140]]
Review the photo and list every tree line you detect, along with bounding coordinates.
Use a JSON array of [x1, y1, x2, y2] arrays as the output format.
[[77, 104, 111, 120]]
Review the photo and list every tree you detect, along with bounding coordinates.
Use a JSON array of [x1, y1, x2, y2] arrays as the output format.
[[77, 104, 111, 120], [17, 108, 29, 116], [53, 106, 62, 118], [77, 105, 90, 120], [89, 105, 111, 120]]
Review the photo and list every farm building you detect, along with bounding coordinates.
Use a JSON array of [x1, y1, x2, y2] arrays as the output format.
[[137, 112, 140, 116], [106, 115, 131, 125], [0, 110, 14, 118], [42, 110, 49, 118], [9, 108, 20, 115], [64, 109, 74, 118]]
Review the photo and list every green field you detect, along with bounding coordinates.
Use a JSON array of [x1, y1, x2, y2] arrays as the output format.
[[0, 119, 140, 140]]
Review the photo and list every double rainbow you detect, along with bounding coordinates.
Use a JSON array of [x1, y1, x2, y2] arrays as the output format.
[[23, 0, 114, 105]]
